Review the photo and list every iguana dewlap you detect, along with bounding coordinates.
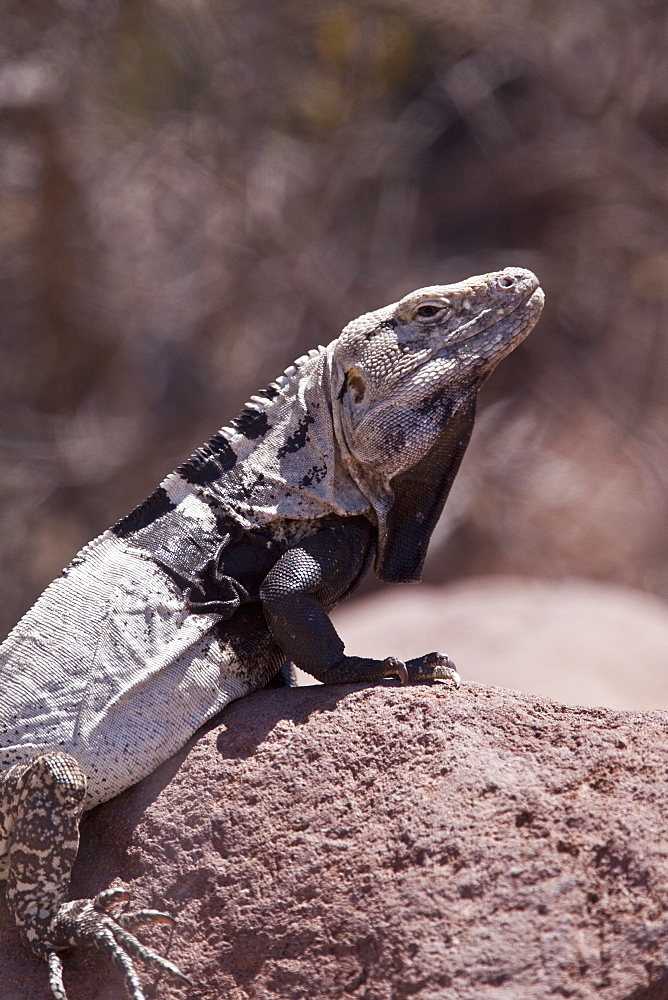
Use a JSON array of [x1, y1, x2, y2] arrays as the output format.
[[0, 268, 543, 1000]]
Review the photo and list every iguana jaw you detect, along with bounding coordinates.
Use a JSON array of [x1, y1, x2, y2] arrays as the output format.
[[391, 267, 543, 362], [385, 269, 544, 390], [440, 282, 544, 352]]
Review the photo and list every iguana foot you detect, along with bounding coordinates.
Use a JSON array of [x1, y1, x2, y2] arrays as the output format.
[[44, 888, 192, 1000], [383, 651, 461, 687], [3, 753, 192, 1000]]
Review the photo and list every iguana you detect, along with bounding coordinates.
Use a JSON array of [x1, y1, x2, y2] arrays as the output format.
[[0, 267, 543, 999]]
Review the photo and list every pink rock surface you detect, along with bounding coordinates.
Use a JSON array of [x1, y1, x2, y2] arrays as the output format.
[[2, 683, 668, 1000]]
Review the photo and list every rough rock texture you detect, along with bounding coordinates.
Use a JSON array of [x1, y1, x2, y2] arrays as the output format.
[[333, 577, 668, 710], [2, 683, 668, 1000]]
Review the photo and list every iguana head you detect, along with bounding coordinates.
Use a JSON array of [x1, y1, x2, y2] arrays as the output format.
[[173, 267, 543, 584], [330, 267, 544, 583]]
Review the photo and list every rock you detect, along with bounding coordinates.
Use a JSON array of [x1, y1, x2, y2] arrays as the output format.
[[332, 577, 668, 710], [2, 683, 668, 1000]]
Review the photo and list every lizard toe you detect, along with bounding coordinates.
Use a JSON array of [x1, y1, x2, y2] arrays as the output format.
[[115, 907, 177, 931], [46, 896, 191, 999], [405, 651, 461, 687], [95, 887, 132, 910], [94, 887, 176, 931], [382, 656, 409, 684], [104, 919, 194, 988]]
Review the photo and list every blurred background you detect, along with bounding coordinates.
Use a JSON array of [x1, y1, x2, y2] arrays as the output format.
[[2, 0, 667, 706]]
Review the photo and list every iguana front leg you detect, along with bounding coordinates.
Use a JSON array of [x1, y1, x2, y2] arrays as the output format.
[[2, 752, 191, 1000], [259, 523, 460, 688]]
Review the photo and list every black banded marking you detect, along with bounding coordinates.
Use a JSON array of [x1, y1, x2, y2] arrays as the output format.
[[259, 384, 279, 400], [178, 433, 238, 485], [111, 487, 175, 538], [231, 408, 270, 439], [277, 413, 314, 458]]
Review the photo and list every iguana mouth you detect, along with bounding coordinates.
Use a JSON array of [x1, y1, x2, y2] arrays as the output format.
[[439, 283, 544, 353]]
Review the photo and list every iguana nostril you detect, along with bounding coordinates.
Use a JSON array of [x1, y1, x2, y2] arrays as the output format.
[[498, 275, 516, 288]]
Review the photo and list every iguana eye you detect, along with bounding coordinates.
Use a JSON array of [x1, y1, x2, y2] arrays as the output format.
[[415, 303, 445, 319]]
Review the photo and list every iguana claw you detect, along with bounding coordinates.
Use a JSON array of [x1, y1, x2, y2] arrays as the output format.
[[405, 651, 461, 687], [45, 892, 192, 1000], [96, 887, 176, 930], [382, 652, 460, 688], [434, 663, 462, 687], [382, 656, 409, 683]]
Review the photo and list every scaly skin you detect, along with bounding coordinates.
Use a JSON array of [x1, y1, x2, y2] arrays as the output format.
[[0, 268, 543, 998]]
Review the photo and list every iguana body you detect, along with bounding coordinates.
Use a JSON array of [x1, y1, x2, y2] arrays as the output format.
[[0, 268, 544, 999]]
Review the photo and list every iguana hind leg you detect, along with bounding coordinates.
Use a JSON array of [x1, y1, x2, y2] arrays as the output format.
[[2, 752, 190, 1000]]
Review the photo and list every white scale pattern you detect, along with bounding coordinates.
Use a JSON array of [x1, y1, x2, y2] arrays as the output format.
[[0, 525, 252, 816]]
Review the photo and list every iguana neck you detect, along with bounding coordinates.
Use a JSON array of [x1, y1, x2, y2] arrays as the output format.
[[160, 344, 370, 530]]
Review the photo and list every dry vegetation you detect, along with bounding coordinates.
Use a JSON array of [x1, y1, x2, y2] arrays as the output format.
[[1, 0, 667, 637]]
